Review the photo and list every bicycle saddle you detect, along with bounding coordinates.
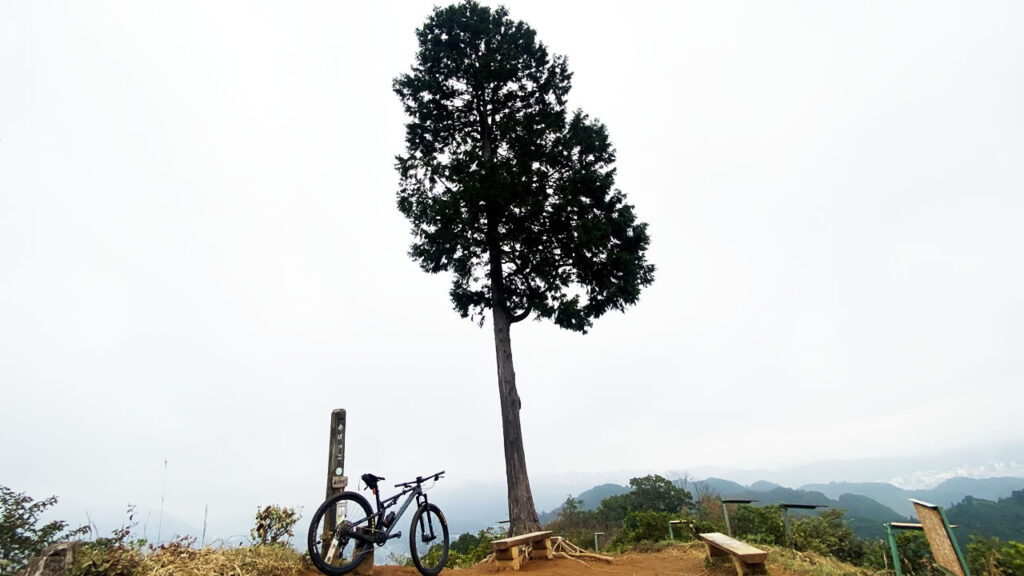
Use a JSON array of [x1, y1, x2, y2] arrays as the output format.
[[361, 473, 385, 490]]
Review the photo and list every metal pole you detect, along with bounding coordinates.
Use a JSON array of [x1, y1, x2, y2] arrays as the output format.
[[594, 532, 604, 552], [885, 523, 903, 576], [782, 507, 793, 548], [722, 502, 732, 536], [937, 507, 971, 576], [669, 522, 674, 541]]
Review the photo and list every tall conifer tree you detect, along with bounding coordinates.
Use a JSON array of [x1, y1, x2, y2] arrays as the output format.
[[394, 1, 654, 535]]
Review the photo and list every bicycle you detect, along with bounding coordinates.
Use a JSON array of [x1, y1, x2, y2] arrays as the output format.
[[307, 470, 449, 576]]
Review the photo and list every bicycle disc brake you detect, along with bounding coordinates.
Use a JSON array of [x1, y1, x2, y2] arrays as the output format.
[[325, 520, 354, 563]]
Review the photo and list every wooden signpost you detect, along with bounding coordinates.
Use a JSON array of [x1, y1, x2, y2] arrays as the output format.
[[322, 409, 348, 556]]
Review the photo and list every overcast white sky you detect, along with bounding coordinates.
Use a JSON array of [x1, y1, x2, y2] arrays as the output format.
[[2, 0, 1023, 542]]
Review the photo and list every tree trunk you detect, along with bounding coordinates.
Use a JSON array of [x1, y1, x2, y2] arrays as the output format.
[[479, 94, 540, 536], [490, 250, 542, 536]]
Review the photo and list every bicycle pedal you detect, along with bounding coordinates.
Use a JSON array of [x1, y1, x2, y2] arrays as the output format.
[[388, 531, 403, 540]]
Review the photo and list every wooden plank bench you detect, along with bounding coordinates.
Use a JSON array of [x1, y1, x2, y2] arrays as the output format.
[[490, 530, 554, 570], [700, 532, 769, 576]]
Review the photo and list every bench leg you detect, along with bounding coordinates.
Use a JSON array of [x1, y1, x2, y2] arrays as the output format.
[[532, 537, 554, 560], [494, 545, 527, 570], [705, 542, 731, 560], [733, 559, 767, 576], [704, 545, 767, 576]]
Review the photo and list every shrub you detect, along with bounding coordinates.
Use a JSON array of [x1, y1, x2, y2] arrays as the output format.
[[968, 536, 1024, 576], [71, 505, 145, 576], [613, 510, 673, 546], [251, 505, 301, 546], [732, 504, 786, 546], [0, 485, 88, 576], [447, 526, 504, 567], [792, 509, 866, 564]]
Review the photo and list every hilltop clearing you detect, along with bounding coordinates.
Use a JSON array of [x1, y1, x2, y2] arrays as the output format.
[[306, 542, 872, 576]]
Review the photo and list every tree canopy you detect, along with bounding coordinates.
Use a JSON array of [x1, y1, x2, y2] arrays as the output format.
[[394, 0, 654, 333]]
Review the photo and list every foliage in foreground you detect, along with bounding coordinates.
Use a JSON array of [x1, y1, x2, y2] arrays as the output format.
[[544, 474, 695, 551], [73, 539, 308, 576], [70, 502, 306, 576], [542, 475, 1024, 576], [966, 536, 1024, 576], [0, 484, 88, 576], [446, 526, 506, 568], [68, 503, 308, 576]]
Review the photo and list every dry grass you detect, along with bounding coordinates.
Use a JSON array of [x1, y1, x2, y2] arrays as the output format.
[[763, 545, 884, 576], [125, 543, 309, 576], [146, 544, 308, 576]]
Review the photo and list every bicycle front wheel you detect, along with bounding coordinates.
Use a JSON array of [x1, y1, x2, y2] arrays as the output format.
[[307, 492, 375, 576], [409, 503, 449, 576]]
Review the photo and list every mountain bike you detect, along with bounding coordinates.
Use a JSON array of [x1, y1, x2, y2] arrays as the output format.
[[308, 470, 449, 576]]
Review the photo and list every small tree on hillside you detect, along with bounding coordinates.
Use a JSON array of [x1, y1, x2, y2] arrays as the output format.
[[394, 1, 654, 535], [627, 475, 693, 515]]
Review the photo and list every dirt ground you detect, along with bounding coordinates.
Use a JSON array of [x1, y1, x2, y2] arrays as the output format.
[[306, 544, 751, 576]]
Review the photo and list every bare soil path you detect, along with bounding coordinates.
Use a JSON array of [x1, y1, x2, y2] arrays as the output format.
[[305, 544, 742, 576]]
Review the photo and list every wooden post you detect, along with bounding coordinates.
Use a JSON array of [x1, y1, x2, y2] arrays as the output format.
[[323, 410, 348, 557], [326, 409, 348, 499]]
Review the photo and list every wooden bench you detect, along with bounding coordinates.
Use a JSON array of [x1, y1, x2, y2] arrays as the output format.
[[490, 530, 554, 570], [700, 532, 769, 576]]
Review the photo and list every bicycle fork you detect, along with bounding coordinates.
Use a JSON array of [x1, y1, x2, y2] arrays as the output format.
[[416, 495, 437, 544]]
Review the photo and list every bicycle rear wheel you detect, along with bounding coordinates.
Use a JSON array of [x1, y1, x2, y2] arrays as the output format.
[[409, 503, 449, 576], [307, 492, 375, 576]]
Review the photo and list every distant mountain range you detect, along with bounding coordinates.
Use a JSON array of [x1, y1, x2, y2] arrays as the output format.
[[536, 476, 1024, 541], [799, 476, 1024, 517]]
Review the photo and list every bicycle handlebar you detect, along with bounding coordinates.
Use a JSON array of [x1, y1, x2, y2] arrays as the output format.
[[396, 470, 445, 488]]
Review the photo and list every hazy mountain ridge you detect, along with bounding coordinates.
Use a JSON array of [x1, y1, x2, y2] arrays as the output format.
[[537, 483, 630, 524], [800, 476, 1024, 516], [695, 478, 899, 539], [535, 475, 1024, 541], [945, 490, 1024, 542]]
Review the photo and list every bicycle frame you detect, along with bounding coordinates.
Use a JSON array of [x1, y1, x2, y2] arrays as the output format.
[[349, 474, 439, 547]]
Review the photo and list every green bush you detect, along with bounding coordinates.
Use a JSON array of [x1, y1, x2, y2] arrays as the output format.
[[968, 536, 1024, 576], [1000, 541, 1024, 576], [732, 505, 786, 546], [613, 510, 673, 546], [0, 485, 88, 576], [545, 496, 605, 549], [447, 526, 505, 567], [792, 509, 866, 564]]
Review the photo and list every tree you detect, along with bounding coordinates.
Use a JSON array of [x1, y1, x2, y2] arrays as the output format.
[[0, 485, 87, 575], [626, 475, 693, 515], [394, 1, 654, 535], [732, 505, 786, 546], [792, 509, 866, 564]]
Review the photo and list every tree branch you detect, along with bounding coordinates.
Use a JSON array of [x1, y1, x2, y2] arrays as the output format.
[[508, 304, 532, 324]]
